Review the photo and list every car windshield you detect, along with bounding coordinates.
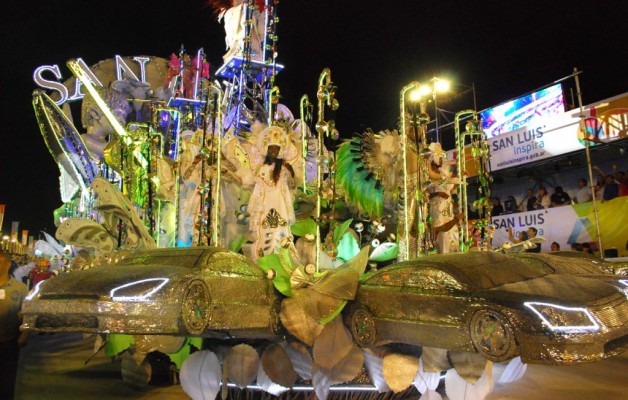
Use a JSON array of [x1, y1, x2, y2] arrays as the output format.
[[373, 252, 554, 291], [114, 248, 207, 268]]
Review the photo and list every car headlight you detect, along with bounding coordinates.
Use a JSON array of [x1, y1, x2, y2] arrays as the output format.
[[617, 280, 628, 298], [524, 301, 600, 332], [110, 278, 170, 302], [25, 280, 45, 300]]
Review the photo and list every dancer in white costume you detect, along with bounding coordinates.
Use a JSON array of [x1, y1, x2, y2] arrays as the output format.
[[209, 0, 266, 62], [177, 130, 204, 246], [426, 142, 461, 254], [246, 125, 298, 259]]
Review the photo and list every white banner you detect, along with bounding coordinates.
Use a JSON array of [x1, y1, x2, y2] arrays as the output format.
[[488, 112, 581, 171], [491, 207, 593, 253], [488, 92, 628, 171], [490, 197, 628, 254]]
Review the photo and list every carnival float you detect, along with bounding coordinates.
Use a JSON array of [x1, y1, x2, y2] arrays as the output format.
[[23, 1, 628, 399]]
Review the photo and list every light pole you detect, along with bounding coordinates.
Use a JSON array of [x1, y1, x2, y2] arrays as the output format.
[[418, 78, 450, 144]]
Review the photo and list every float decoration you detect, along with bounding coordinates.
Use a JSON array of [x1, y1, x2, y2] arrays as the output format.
[[24, 2, 628, 400]]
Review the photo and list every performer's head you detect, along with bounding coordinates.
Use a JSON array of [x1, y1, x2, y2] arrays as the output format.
[[266, 144, 281, 161], [260, 125, 288, 157]]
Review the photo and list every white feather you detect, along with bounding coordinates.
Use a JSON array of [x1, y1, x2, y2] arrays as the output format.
[[256, 362, 289, 396], [363, 349, 391, 392], [415, 357, 441, 394], [445, 367, 494, 400], [496, 357, 527, 384], [312, 366, 331, 400], [419, 390, 443, 400], [180, 350, 222, 400]]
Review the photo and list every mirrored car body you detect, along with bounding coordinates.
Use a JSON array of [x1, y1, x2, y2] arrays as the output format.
[[347, 252, 628, 364], [22, 247, 280, 339]]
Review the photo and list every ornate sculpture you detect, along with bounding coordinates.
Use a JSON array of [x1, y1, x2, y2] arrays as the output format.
[[56, 177, 157, 258]]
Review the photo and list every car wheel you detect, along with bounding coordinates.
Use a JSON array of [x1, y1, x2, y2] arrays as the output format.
[[469, 309, 518, 362], [181, 280, 211, 335], [349, 307, 377, 347]]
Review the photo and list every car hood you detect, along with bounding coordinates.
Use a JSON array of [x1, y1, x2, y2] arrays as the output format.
[[35, 264, 191, 298], [483, 274, 620, 305]]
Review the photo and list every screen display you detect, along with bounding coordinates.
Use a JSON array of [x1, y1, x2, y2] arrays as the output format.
[[480, 83, 566, 138]]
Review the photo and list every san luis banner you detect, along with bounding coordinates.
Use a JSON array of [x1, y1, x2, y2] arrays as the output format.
[[488, 92, 628, 172]]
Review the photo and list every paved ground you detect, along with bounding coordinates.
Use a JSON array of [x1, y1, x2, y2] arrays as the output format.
[[15, 333, 186, 400], [14, 333, 628, 399]]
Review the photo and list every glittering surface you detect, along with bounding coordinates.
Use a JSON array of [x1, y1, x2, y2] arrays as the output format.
[[21, 248, 628, 367], [351, 252, 628, 365], [22, 247, 279, 339]]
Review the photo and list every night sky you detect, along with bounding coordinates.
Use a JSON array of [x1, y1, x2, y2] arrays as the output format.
[[1, 0, 627, 236]]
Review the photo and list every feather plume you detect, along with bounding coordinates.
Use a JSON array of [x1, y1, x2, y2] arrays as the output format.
[[261, 344, 297, 388], [449, 351, 488, 385], [225, 344, 259, 388], [414, 357, 441, 394], [180, 350, 222, 400], [283, 342, 313, 380], [382, 353, 420, 393], [206, 0, 232, 16], [444, 367, 494, 400], [363, 348, 391, 392], [257, 362, 289, 396], [496, 357, 527, 384]]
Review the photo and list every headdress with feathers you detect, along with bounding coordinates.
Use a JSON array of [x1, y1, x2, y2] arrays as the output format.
[[207, 0, 266, 18]]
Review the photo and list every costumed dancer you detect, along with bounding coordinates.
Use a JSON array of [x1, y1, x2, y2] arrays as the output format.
[[246, 125, 298, 260], [426, 142, 461, 254], [208, 0, 266, 62], [177, 130, 205, 246]]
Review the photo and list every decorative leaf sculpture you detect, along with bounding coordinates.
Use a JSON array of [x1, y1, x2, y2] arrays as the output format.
[[422, 347, 452, 372], [261, 344, 298, 388], [321, 344, 365, 385], [382, 353, 420, 393], [92, 177, 157, 250], [496, 357, 527, 384], [283, 342, 313, 380], [180, 350, 222, 400], [363, 348, 391, 392], [369, 242, 399, 262], [258, 253, 292, 296], [310, 268, 359, 300], [55, 218, 116, 257], [311, 364, 332, 400], [256, 362, 289, 396], [280, 298, 324, 346], [294, 289, 345, 323], [291, 218, 318, 237], [449, 351, 488, 385], [225, 344, 260, 388], [414, 357, 441, 394], [312, 345, 365, 400], [444, 367, 494, 400], [333, 218, 353, 245], [336, 232, 361, 263], [312, 318, 353, 370], [419, 390, 443, 400]]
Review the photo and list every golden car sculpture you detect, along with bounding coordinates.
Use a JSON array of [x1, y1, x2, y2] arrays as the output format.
[[346, 252, 628, 364], [21, 247, 280, 339]]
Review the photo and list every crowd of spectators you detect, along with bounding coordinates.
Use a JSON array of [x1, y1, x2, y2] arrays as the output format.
[[7, 252, 74, 289], [1, 249, 78, 398], [488, 164, 626, 216], [570, 242, 594, 255]]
